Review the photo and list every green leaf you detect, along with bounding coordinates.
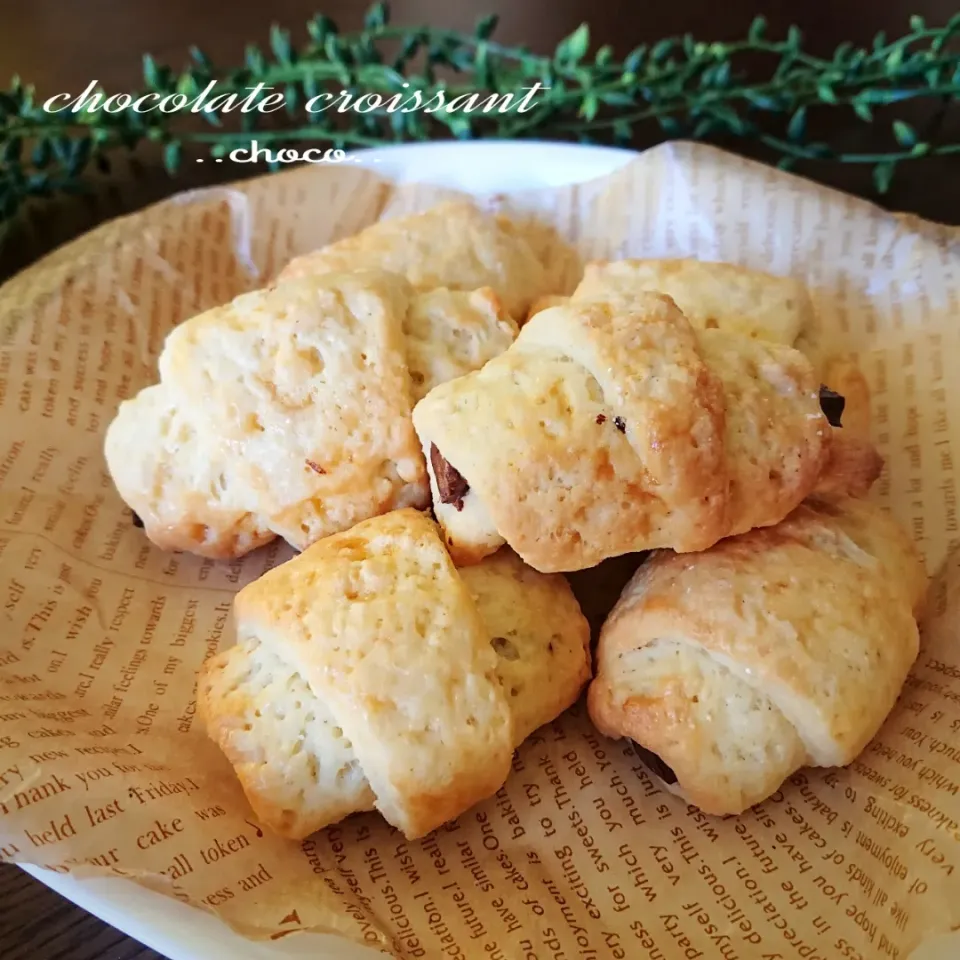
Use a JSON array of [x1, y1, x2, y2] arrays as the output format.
[[909, 15, 925, 31], [777, 156, 796, 172], [595, 45, 613, 66], [833, 41, 851, 64], [284, 84, 298, 115], [177, 72, 200, 96], [163, 141, 182, 175], [911, 142, 931, 157], [270, 25, 293, 63], [873, 30, 887, 52], [474, 13, 498, 40], [692, 118, 714, 138], [245, 44, 266, 73], [706, 104, 747, 135], [325, 34, 345, 63], [143, 53, 160, 88], [817, 82, 837, 104], [787, 106, 806, 142], [787, 25, 802, 50], [448, 115, 472, 139], [893, 120, 916, 147], [847, 50, 867, 78], [579, 92, 599, 121], [364, 2, 389, 30], [623, 45, 646, 75], [748, 16, 766, 41], [600, 91, 635, 107], [189, 46, 212, 70], [744, 91, 778, 110], [658, 115, 682, 136], [873, 161, 895, 193], [886, 46, 904, 70], [307, 15, 337, 43], [853, 100, 873, 122], [651, 39, 673, 64], [557, 23, 590, 63]]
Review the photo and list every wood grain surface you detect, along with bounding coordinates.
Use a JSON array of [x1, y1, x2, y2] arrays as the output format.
[[1, 0, 958, 957]]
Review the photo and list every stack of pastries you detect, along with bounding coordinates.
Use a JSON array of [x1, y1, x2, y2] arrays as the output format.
[[104, 200, 925, 837]]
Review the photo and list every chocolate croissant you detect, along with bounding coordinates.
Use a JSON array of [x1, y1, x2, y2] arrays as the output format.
[[413, 294, 846, 573], [587, 496, 926, 816], [198, 508, 591, 840], [279, 200, 578, 321], [104, 270, 517, 558]]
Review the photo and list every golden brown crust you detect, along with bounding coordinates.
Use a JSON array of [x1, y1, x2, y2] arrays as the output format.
[[278, 200, 563, 320], [573, 258, 824, 371], [587, 496, 925, 815], [414, 295, 830, 573]]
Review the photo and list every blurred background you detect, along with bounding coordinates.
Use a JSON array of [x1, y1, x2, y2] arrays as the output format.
[[1, 0, 959, 285]]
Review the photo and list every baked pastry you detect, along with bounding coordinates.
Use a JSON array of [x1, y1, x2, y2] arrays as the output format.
[[104, 270, 517, 558], [197, 508, 591, 840], [587, 495, 926, 816], [545, 258, 824, 372], [278, 200, 574, 321], [413, 294, 838, 572]]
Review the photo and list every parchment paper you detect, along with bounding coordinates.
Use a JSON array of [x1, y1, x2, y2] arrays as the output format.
[[2, 141, 960, 960]]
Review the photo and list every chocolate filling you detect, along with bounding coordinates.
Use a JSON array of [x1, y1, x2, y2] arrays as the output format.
[[631, 741, 678, 785], [130, 511, 144, 529], [430, 443, 469, 512], [819, 385, 845, 428]]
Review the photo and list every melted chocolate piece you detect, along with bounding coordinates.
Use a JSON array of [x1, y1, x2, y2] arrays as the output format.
[[430, 443, 469, 512], [613, 416, 627, 433], [631, 741, 678, 785], [819, 385, 845, 428], [130, 511, 144, 529], [596, 414, 607, 425]]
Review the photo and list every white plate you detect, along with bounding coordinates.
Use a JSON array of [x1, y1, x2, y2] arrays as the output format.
[[19, 140, 637, 960]]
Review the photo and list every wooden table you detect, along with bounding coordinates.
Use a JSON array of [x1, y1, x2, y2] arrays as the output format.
[[1, 0, 958, 956]]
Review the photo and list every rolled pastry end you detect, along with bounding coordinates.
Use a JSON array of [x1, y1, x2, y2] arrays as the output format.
[[419, 437, 505, 566], [588, 497, 923, 817]]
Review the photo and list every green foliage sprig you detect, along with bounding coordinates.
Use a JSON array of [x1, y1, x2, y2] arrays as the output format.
[[1, 4, 959, 225]]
